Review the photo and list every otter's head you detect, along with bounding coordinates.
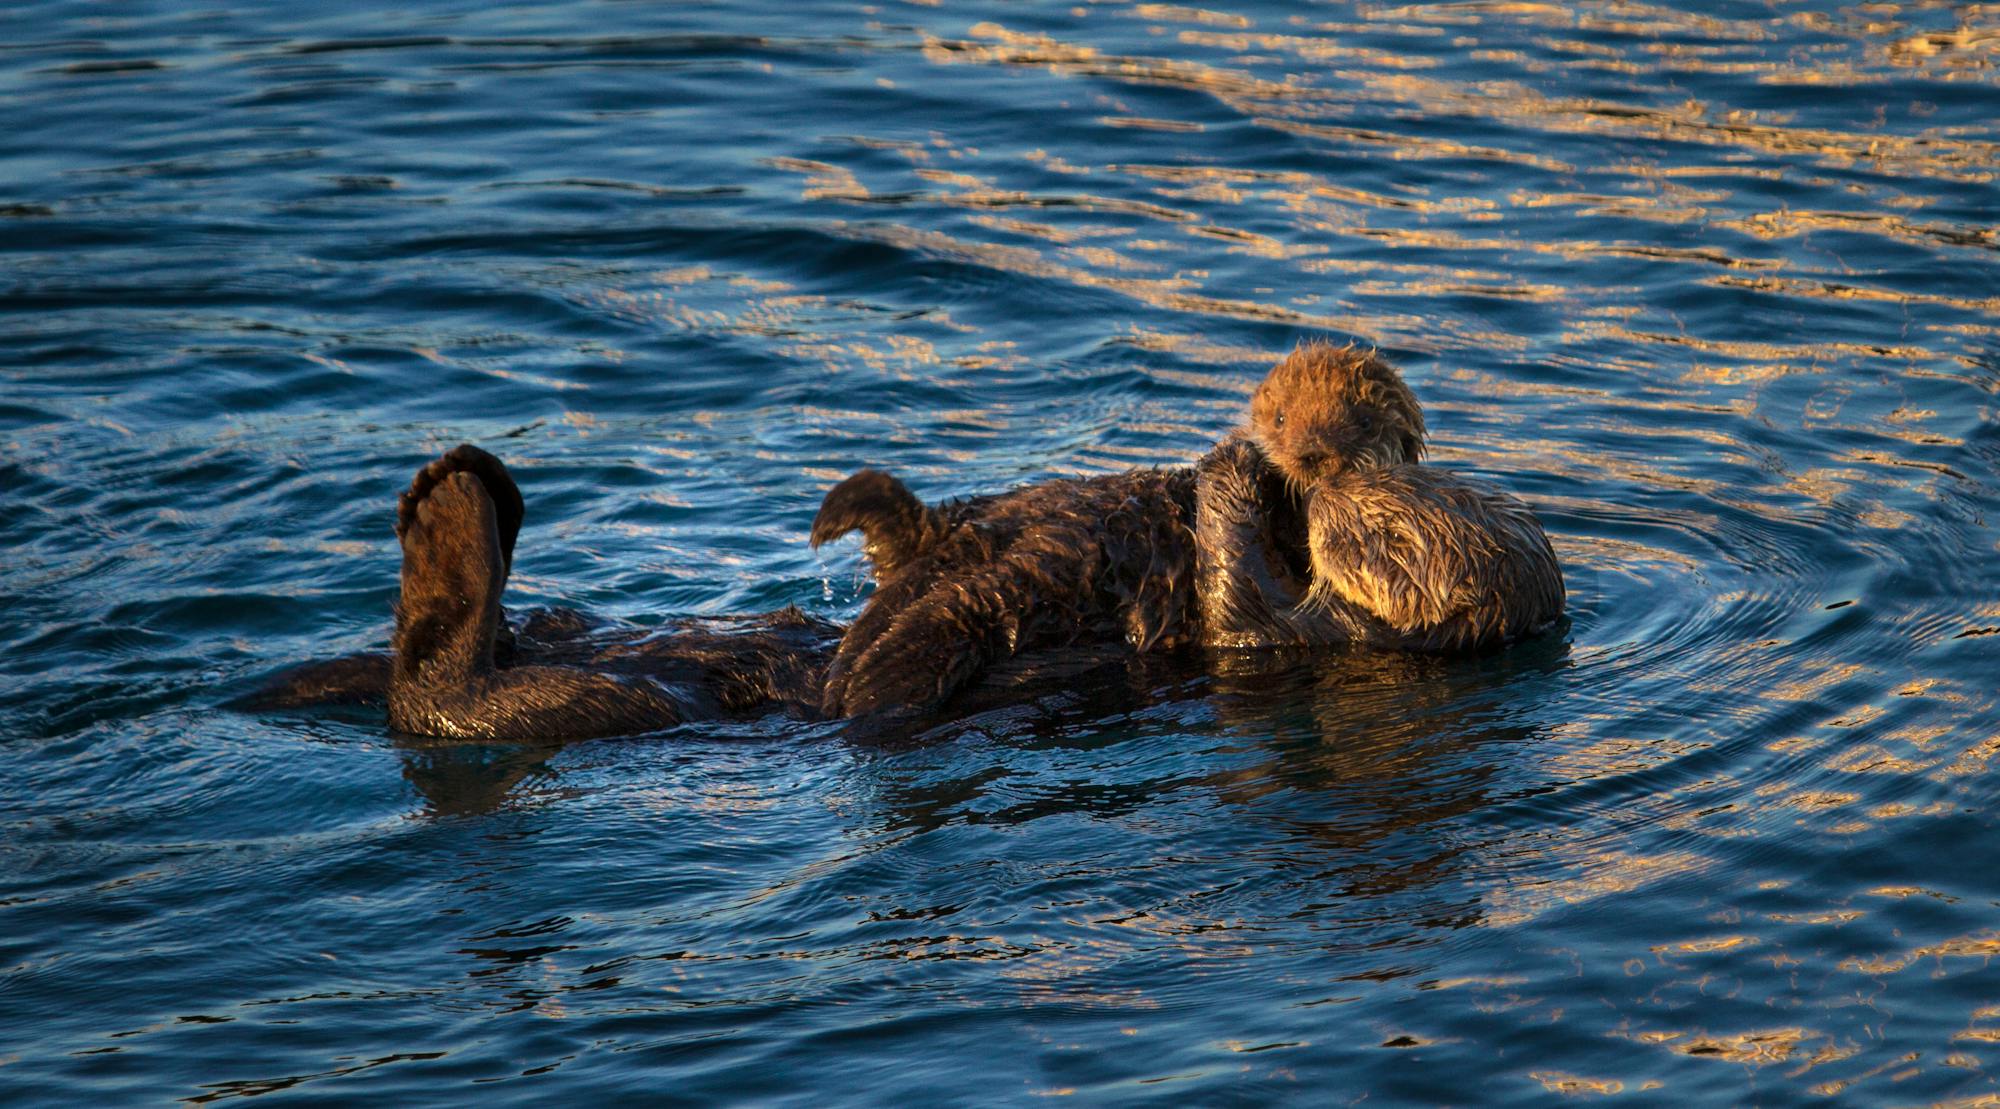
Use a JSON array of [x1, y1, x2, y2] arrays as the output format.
[[1246, 342, 1427, 489]]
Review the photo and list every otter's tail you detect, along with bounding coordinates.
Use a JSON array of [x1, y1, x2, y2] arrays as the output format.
[[810, 469, 944, 577]]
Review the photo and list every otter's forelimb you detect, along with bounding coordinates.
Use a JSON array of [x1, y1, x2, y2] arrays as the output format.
[[240, 652, 393, 708], [810, 469, 948, 578], [1194, 437, 1357, 649]]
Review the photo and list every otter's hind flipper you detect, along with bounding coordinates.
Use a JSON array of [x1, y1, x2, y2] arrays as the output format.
[[397, 444, 525, 575], [393, 469, 509, 689], [390, 452, 682, 740], [810, 469, 945, 578]]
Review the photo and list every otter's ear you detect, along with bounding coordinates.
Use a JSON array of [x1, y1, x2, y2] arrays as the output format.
[[1402, 432, 1424, 463]]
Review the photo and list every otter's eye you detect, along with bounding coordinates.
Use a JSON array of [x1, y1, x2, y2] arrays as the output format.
[[1355, 412, 1374, 431], [1274, 411, 1285, 428]]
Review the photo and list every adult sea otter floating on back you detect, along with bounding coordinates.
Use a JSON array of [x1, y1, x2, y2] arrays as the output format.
[[259, 343, 1562, 737]]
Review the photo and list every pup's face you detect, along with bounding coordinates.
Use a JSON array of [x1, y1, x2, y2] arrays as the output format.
[[1246, 343, 1427, 488]]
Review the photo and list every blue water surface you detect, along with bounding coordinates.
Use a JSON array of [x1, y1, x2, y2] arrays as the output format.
[[3, 0, 1999, 1102]]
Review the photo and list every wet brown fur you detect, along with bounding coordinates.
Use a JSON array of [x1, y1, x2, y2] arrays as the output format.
[[261, 450, 1157, 736], [811, 469, 952, 578], [274, 341, 1558, 733], [382, 445, 840, 740], [1248, 339, 1427, 488], [811, 468, 1199, 718], [819, 342, 1561, 715]]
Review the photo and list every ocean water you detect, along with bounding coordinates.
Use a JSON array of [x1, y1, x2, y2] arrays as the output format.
[[3, 0, 1998, 1101]]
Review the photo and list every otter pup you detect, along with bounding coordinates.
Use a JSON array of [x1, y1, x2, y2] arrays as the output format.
[[265, 445, 841, 740], [1196, 342, 1564, 652], [814, 343, 1561, 716]]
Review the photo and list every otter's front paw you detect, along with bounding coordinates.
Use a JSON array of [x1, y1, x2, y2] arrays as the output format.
[[1203, 433, 1269, 468], [827, 615, 980, 718], [831, 663, 941, 720], [1196, 436, 1276, 518]]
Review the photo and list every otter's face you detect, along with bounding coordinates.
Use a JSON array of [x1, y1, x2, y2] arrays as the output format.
[[1246, 343, 1427, 489]]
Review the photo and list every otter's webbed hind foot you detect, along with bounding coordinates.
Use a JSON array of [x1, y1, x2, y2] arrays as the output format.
[[393, 466, 509, 690], [389, 446, 683, 741], [398, 443, 525, 574], [810, 469, 945, 578]]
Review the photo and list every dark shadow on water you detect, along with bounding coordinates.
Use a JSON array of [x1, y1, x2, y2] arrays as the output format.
[[855, 634, 1571, 815], [1203, 639, 1574, 932], [394, 736, 567, 818], [820, 636, 1577, 964]]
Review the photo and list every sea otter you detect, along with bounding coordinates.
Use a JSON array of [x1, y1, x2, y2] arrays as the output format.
[[257, 446, 1171, 739], [259, 445, 840, 740], [266, 346, 1557, 734], [813, 342, 1562, 716], [1195, 342, 1564, 652]]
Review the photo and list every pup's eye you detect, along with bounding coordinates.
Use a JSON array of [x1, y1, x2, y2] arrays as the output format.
[[1274, 411, 1286, 428]]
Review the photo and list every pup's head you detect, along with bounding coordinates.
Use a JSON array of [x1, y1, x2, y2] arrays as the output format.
[[1246, 341, 1426, 489]]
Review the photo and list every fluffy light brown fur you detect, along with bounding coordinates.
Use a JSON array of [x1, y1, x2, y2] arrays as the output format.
[[1247, 340, 1427, 487], [814, 343, 1562, 717], [1200, 341, 1564, 653]]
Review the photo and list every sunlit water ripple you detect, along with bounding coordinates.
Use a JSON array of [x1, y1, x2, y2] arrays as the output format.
[[2, 0, 1998, 1102]]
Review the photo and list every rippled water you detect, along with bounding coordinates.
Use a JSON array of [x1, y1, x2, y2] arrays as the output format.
[[4, 0, 1998, 1101]]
